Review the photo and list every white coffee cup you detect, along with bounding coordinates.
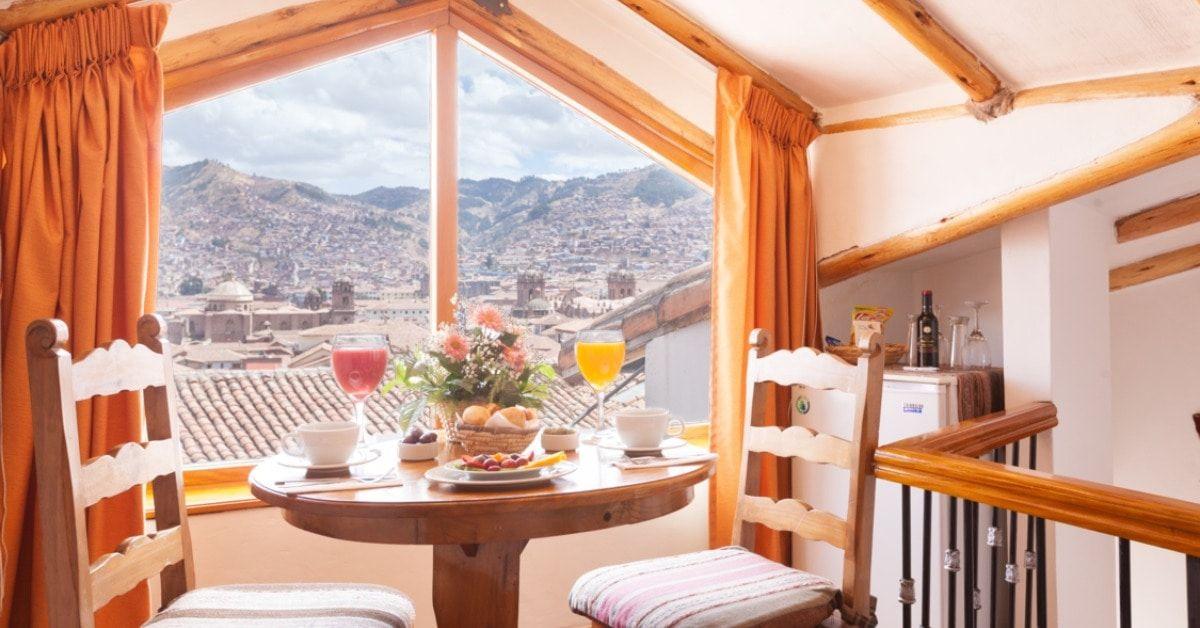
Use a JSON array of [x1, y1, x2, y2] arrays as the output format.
[[615, 407, 684, 449], [281, 421, 359, 465]]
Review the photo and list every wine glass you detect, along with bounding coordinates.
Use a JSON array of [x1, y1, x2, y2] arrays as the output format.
[[575, 329, 626, 443], [331, 333, 389, 444], [963, 300, 991, 369]]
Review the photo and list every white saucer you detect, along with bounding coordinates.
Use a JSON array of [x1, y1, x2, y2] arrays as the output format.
[[274, 447, 382, 470], [425, 461, 577, 488], [595, 437, 688, 454]]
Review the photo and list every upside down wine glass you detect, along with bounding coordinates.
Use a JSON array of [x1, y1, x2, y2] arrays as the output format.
[[331, 333, 389, 445], [575, 329, 626, 444], [963, 300, 992, 369]]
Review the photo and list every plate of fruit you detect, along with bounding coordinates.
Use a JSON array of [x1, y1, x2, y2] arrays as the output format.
[[446, 451, 569, 481]]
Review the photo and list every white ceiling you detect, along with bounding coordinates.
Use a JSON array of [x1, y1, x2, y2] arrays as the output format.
[[921, 0, 1200, 89], [147, 0, 1200, 117], [663, 0, 950, 107], [664, 0, 1200, 109]]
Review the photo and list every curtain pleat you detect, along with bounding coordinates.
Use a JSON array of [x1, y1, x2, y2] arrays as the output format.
[[710, 70, 822, 563], [0, 4, 168, 626]]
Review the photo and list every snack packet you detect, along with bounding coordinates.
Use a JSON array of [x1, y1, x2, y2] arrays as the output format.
[[850, 305, 894, 345]]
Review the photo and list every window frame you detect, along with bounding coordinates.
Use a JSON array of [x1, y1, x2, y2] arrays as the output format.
[[158, 3, 715, 514]]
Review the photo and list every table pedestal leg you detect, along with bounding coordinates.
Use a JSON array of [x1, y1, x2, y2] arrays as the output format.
[[433, 539, 529, 627]]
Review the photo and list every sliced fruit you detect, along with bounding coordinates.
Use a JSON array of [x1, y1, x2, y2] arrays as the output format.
[[525, 451, 566, 469]]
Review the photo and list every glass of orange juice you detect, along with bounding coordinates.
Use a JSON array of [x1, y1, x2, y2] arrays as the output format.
[[575, 329, 626, 443]]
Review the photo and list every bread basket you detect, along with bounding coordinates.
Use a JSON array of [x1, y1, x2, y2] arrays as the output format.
[[826, 343, 907, 366], [453, 421, 541, 455]]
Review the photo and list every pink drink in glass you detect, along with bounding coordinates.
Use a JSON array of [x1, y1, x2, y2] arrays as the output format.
[[332, 347, 389, 400], [330, 334, 389, 444]]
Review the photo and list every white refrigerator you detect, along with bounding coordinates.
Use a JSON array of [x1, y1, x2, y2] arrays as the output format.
[[791, 370, 964, 627]]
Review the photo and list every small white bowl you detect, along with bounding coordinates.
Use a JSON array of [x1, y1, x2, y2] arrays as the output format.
[[397, 439, 439, 461], [541, 429, 579, 452]]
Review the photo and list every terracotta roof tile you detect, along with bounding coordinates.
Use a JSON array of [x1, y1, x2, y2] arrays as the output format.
[[171, 368, 644, 465]]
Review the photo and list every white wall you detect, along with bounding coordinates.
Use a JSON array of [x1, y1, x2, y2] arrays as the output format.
[[1110, 263, 1200, 625], [645, 320, 711, 422], [1001, 205, 1116, 628], [810, 96, 1196, 260], [182, 483, 708, 628]]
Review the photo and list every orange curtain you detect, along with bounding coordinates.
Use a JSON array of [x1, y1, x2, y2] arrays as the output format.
[[0, 4, 167, 626], [710, 69, 822, 561]]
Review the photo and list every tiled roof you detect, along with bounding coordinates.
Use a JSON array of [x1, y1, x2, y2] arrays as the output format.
[[171, 368, 643, 465]]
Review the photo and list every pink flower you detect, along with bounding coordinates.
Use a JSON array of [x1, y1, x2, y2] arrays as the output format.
[[471, 305, 505, 331], [441, 331, 470, 361], [503, 345, 527, 372]]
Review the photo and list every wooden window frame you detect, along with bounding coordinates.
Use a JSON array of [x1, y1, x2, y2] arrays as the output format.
[[155, 2, 715, 515]]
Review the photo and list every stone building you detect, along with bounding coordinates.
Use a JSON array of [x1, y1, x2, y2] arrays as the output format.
[[168, 278, 353, 344], [516, 270, 546, 308], [607, 270, 636, 299]]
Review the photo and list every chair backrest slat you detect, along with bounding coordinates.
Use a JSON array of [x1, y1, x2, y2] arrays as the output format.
[[736, 495, 847, 549], [731, 328, 884, 626], [744, 424, 853, 468], [70, 340, 166, 401], [89, 527, 185, 612], [27, 315, 196, 628], [80, 440, 178, 507]]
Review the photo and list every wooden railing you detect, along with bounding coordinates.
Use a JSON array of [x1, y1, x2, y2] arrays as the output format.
[[873, 401, 1200, 628]]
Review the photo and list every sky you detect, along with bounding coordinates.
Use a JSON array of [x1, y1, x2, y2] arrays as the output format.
[[163, 35, 655, 194]]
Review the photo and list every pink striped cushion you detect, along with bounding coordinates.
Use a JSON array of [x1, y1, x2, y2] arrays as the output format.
[[569, 547, 837, 628]]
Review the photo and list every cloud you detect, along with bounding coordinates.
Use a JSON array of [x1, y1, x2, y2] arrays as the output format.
[[164, 35, 652, 193]]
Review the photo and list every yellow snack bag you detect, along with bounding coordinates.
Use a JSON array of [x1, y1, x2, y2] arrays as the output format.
[[850, 305, 894, 345]]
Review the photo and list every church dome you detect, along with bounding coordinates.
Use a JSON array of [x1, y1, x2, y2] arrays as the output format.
[[206, 279, 254, 303]]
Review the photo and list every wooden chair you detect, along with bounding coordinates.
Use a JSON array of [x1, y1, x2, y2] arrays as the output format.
[[27, 315, 416, 628], [569, 329, 885, 627]]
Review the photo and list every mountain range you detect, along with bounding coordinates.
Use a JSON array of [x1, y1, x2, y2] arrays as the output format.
[[158, 159, 711, 295]]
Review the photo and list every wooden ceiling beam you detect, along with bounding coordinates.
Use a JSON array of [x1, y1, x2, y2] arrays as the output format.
[[448, 0, 714, 187], [611, 0, 816, 121], [1110, 243, 1200, 291], [1115, 192, 1200, 243], [818, 107, 1200, 287], [861, 0, 1002, 102], [161, 0, 449, 110], [824, 65, 1200, 134]]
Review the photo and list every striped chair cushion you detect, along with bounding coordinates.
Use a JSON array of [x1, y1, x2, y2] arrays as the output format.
[[145, 583, 414, 627], [570, 547, 837, 628]]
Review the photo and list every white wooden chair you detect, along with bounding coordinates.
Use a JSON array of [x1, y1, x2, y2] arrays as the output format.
[[569, 329, 885, 627], [27, 315, 416, 628]]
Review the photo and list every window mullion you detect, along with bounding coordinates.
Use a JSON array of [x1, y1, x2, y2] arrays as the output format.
[[430, 24, 459, 328]]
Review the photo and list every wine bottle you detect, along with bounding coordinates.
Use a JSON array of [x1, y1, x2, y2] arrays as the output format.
[[917, 290, 939, 367]]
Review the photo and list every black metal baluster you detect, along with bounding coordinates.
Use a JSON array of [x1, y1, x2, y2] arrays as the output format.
[[989, 448, 1005, 628], [949, 496, 960, 628], [1006, 442, 1021, 625], [1036, 516, 1047, 628], [967, 500, 979, 628], [1118, 538, 1131, 628], [902, 484, 914, 628], [1024, 437, 1038, 628], [921, 490, 933, 628], [1187, 554, 1200, 628], [1031, 434, 1047, 628]]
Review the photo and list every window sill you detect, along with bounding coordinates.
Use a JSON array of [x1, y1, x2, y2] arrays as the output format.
[[151, 423, 712, 518]]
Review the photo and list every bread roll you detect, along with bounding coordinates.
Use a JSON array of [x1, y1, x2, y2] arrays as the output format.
[[461, 405, 491, 426]]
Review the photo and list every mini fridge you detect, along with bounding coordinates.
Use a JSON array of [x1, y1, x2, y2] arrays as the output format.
[[791, 370, 964, 627]]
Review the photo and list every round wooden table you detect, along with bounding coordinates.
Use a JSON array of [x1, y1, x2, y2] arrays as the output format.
[[249, 444, 714, 627]]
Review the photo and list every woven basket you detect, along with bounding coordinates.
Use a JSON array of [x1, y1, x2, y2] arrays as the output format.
[[431, 399, 489, 443], [454, 421, 541, 455], [826, 343, 907, 366]]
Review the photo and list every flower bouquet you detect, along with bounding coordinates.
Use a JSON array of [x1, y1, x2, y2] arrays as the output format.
[[382, 303, 556, 446]]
